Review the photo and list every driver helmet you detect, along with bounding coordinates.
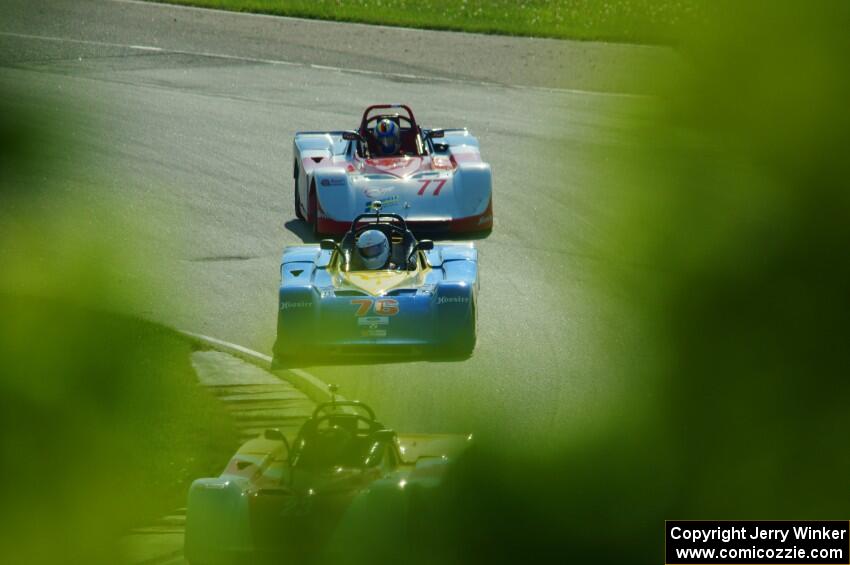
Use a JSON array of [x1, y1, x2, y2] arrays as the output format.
[[374, 118, 400, 155], [356, 229, 390, 270]]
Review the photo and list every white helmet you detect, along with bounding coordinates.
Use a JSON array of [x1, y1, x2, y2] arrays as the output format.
[[356, 229, 390, 270], [374, 118, 400, 155]]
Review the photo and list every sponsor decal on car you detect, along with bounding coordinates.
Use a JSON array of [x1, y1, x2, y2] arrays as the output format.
[[357, 316, 389, 326], [320, 177, 346, 186], [280, 301, 312, 310], [361, 329, 387, 337], [363, 195, 399, 211], [364, 186, 392, 198], [437, 296, 469, 305]]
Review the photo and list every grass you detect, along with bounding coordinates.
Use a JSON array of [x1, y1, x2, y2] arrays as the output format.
[[149, 0, 700, 44]]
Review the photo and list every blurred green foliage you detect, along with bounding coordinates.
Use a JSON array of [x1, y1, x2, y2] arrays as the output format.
[[4, 0, 849, 562], [0, 86, 236, 563], [351, 1, 849, 563], [151, 0, 701, 43]]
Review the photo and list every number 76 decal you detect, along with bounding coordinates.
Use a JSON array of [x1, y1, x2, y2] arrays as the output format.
[[417, 179, 447, 196], [350, 298, 399, 316]]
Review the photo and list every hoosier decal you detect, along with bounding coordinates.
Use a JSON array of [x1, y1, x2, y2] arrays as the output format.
[[280, 301, 312, 310], [437, 296, 469, 305]]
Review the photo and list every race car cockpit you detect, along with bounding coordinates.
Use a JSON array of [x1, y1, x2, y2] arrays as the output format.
[[320, 201, 433, 272], [341, 104, 446, 158], [288, 399, 396, 471]]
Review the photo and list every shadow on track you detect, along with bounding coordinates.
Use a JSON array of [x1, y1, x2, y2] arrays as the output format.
[[285, 218, 492, 245], [284, 218, 319, 244], [272, 349, 475, 371]]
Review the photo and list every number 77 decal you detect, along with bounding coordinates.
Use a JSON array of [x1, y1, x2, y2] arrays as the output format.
[[417, 179, 447, 196]]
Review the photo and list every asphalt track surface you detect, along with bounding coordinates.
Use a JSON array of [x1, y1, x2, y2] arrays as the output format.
[[1, 0, 661, 445]]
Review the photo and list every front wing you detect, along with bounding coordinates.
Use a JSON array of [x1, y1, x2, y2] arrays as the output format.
[[273, 286, 475, 361]]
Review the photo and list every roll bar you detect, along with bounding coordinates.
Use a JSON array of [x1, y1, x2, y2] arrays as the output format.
[[350, 212, 407, 230], [312, 400, 376, 421], [359, 103, 418, 135], [347, 200, 409, 233]]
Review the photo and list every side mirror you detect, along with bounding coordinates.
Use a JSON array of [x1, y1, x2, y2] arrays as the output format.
[[342, 130, 362, 141], [372, 429, 397, 443], [417, 240, 434, 251], [428, 129, 445, 139], [320, 239, 338, 251]]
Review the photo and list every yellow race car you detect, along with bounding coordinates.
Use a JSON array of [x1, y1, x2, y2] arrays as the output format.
[[184, 396, 472, 564]]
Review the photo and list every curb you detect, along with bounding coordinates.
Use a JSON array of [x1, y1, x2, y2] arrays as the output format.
[[179, 330, 344, 406]]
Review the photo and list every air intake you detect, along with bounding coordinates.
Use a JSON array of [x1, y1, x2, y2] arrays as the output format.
[[387, 289, 416, 296], [334, 290, 368, 297]]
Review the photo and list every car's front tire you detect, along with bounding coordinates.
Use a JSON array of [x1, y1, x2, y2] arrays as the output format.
[[293, 162, 304, 221], [446, 303, 476, 358], [307, 182, 321, 237]]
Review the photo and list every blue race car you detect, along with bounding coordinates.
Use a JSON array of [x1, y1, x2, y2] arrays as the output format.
[[272, 203, 478, 365]]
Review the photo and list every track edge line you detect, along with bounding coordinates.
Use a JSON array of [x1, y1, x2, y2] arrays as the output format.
[[179, 330, 341, 405]]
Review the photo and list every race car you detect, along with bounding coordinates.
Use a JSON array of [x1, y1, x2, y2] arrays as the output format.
[[292, 103, 493, 235], [184, 395, 472, 564], [272, 202, 478, 364]]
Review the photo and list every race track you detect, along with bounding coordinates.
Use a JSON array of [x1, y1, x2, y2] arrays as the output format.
[[1, 0, 661, 444]]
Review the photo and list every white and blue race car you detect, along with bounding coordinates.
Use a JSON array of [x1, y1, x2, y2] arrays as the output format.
[[292, 104, 493, 235]]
